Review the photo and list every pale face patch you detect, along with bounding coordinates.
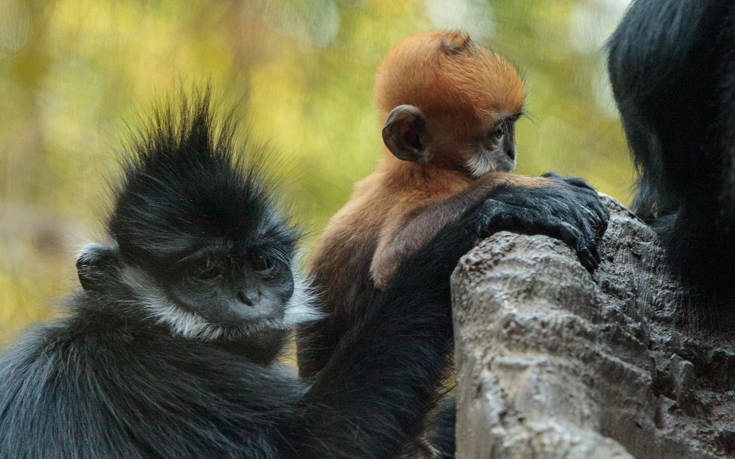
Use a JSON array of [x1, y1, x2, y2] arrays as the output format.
[[467, 146, 516, 177], [119, 264, 323, 341]]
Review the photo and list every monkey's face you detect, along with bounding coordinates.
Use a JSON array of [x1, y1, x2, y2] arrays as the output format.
[[166, 246, 295, 330], [382, 105, 520, 177], [81, 240, 321, 342], [465, 113, 519, 177]]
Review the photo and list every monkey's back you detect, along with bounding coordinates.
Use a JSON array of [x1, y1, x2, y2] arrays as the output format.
[[297, 158, 471, 377], [309, 159, 472, 314]]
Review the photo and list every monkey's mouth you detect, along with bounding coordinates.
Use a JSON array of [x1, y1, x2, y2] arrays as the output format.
[[467, 152, 515, 177], [184, 314, 290, 342], [198, 305, 288, 335], [210, 316, 289, 337]]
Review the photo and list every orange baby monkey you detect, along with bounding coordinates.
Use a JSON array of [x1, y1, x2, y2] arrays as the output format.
[[372, 30, 525, 287], [297, 30, 607, 378]]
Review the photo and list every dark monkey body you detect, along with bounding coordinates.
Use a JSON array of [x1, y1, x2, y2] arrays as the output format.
[[608, 0, 735, 302]]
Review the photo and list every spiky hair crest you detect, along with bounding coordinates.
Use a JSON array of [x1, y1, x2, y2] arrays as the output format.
[[108, 91, 297, 271]]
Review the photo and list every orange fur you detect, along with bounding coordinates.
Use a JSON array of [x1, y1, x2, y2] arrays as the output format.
[[375, 30, 525, 171]]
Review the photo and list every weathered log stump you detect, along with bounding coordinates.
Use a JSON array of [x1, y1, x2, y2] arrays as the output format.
[[452, 196, 735, 458]]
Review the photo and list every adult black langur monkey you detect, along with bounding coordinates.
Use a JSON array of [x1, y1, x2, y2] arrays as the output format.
[[0, 91, 606, 458], [607, 0, 735, 301]]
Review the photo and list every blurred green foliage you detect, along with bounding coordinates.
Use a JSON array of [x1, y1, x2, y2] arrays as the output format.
[[0, 0, 633, 342]]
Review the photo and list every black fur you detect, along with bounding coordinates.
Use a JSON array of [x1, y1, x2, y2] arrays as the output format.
[[424, 397, 457, 459], [608, 0, 735, 296], [0, 91, 518, 458]]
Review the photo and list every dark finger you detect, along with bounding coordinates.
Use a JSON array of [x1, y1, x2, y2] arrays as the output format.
[[558, 222, 599, 272], [577, 246, 598, 272], [565, 177, 594, 190], [541, 171, 564, 180], [588, 240, 601, 267]]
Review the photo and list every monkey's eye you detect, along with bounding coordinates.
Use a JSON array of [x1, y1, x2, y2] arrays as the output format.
[[491, 124, 505, 140], [188, 259, 222, 281], [251, 253, 275, 273]]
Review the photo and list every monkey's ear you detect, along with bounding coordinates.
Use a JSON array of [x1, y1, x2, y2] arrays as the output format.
[[76, 243, 120, 291], [382, 105, 429, 163]]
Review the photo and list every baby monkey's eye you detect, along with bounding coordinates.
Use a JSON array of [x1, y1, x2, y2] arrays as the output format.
[[251, 253, 275, 273], [491, 124, 505, 140], [189, 258, 221, 281]]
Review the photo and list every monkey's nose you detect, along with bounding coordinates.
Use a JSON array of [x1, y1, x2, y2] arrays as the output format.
[[238, 289, 259, 307], [506, 147, 516, 160]]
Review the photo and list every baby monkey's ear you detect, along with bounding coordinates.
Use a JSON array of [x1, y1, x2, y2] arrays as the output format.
[[76, 243, 121, 291], [382, 104, 430, 164]]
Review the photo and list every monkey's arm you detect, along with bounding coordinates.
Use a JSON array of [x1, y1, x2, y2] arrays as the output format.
[[279, 197, 515, 457], [371, 172, 608, 288]]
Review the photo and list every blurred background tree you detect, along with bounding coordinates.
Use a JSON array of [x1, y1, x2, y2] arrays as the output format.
[[0, 0, 633, 343]]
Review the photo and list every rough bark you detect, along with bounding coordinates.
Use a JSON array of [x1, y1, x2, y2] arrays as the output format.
[[451, 195, 735, 458]]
